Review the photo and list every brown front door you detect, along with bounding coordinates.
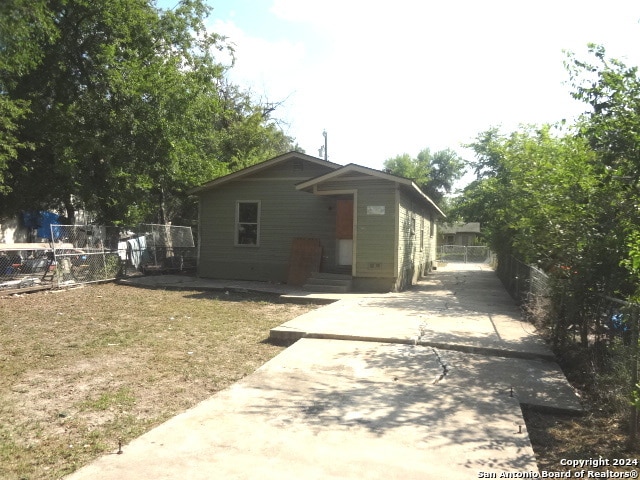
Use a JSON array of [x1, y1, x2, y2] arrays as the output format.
[[336, 199, 353, 239]]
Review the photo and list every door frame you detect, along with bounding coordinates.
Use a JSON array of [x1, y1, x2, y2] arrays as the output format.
[[311, 186, 357, 276]]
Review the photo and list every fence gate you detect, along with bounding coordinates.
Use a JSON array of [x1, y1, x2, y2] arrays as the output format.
[[438, 245, 491, 263], [135, 224, 196, 274]]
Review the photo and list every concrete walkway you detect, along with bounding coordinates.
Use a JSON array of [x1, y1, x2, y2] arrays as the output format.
[[67, 264, 581, 479], [272, 263, 581, 414]]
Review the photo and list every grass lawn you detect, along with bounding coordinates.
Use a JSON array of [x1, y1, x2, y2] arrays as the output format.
[[0, 283, 318, 480]]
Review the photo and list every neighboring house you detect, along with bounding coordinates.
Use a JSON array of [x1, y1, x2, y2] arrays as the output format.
[[1, 212, 60, 244], [438, 222, 482, 246], [2, 206, 94, 244], [189, 151, 446, 292], [0, 217, 29, 244]]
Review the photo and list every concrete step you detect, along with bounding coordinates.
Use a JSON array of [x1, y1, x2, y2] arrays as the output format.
[[309, 272, 352, 280], [302, 283, 351, 293], [303, 272, 353, 293], [305, 277, 352, 287]]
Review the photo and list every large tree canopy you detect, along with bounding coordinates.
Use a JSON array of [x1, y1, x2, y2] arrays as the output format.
[[565, 44, 640, 298], [383, 147, 465, 204], [0, 0, 57, 191], [455, 126, 604, 268], [0, 0, 295, 225]]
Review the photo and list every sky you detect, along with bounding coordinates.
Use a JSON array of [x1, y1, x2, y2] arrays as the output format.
[[158, 0, 640, 185]]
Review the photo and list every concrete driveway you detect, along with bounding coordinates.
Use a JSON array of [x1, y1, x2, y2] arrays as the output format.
[[66, 263, 580, 479]]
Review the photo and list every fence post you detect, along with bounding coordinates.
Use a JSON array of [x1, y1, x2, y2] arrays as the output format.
[[630, 307, 639, 445], [514, 256, 520, 301]]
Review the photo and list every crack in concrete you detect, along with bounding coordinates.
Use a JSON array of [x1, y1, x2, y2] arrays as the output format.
[[415, 326, 450, 383], [431, 348, 450, 384]]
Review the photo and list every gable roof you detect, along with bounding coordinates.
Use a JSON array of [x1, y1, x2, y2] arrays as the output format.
[[296, 163, 446, 217], [188, 151, 341, 195], [440, 222, 481, 234]]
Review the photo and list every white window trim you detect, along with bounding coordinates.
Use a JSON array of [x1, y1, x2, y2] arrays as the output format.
[[235, 200, 261, 247]]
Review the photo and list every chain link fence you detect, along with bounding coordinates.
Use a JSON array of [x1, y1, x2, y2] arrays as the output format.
[[124, 224, 196, 275], [495, 253, 640, 441], [0, 243, 54, 292], [495, 254, 550, 304], [51, 225, 122, 286], [437, 245, 491, 263], [51, 224, 196, 287]]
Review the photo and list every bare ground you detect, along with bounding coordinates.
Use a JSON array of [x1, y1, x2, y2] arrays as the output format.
[[523, 345, 640, 474], [524, 407, 638, 471], [0, 283, 319, 479]]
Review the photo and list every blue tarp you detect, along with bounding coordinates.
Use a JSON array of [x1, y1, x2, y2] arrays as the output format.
[[22, 211, 62, 240]]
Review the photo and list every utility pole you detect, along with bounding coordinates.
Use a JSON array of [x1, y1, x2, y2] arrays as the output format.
[[322, 129, 327, 161]]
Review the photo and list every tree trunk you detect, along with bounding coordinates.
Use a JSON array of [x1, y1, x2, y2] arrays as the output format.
[[64, 196, 75, 225], [157, 187, 167, 225]]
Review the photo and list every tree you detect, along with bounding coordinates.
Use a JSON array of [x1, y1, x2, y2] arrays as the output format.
[[212, 81, 296, 173], [565, 44, 640, 299], [383, 147, 465, 204], [455, 125, 605, 268], [0, 0, 295, 225], [0, 0, 57, 192]]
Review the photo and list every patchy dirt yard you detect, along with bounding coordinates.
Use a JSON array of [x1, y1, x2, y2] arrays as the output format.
[[523, 344, 640, 475], [524, 407, 639, 473], [0, 283, 318, 480]]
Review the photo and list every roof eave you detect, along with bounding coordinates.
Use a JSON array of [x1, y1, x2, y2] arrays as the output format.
[[189, 151, 342, 195], [409, 183, 446, 218], [296, 163, 415, 190], [295, 163, 446, 218]]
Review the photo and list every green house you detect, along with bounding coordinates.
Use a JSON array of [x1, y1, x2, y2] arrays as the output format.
[[189, 151, 445, 292]]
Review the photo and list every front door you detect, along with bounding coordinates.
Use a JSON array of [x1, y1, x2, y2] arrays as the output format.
[[336, 199, 353, 266]]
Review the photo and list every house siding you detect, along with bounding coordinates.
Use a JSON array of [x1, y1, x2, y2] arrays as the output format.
[[396, 188, 436, 291], [429, 220, 437, 269], [353, 181, 397, 290], [197, 160, 336, 282]]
